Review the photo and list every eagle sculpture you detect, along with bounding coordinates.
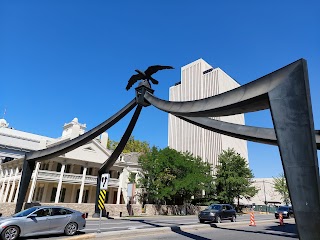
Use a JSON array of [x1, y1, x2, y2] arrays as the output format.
[[126, 65, 174, 90]]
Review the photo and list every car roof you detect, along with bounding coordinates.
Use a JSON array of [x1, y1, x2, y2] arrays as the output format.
[[29, 206, 76, 211]]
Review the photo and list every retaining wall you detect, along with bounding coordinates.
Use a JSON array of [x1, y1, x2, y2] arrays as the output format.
[[0, 203, 206, 217]]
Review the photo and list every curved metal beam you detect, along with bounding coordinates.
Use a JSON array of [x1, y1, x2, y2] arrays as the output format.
[[26, 98, 137, 162], [144, 59, 302, 117], [179, 116, 320, 149], [16, 98, 137, 213]]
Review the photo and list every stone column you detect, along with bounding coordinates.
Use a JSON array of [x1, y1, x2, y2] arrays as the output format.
[[55, 163, 66, 203], [14, 174, 22, 203], [71, 184, 76, 203], [0, 168, 8, 201], [8, 167, 19, 202], [27, 161, 41, 203], [88, 186, 94, 203], [0, 167, 3, 185], [116, 172, 123, 204], [78, 167, 87, 204], [2, 168, 14, 202]]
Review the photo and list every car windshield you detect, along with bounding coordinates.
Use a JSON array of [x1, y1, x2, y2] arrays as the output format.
[[12, 207, 39, 217], [278, 206, 289, 211], [207, 204, 222, 210]]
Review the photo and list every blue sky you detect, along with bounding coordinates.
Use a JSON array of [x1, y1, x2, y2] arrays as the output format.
[[1, 1, 319, 178]]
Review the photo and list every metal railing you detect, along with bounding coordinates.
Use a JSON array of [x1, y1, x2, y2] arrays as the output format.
[[0, 170, 120, 187]]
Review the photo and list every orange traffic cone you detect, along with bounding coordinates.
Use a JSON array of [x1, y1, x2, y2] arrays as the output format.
[[279, 213, 284, 226], [249, 212, 256, 226]]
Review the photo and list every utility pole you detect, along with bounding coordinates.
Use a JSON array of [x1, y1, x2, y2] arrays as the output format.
[[263, 180, 267, 213]]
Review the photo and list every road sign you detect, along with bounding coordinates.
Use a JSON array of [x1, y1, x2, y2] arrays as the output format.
[[98, 190, 107, 210], [100, 173, 110, 190]]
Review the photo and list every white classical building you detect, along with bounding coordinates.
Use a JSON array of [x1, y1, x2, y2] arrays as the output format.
[[168, 59, 248, 170], [0, 118, 140, 205]]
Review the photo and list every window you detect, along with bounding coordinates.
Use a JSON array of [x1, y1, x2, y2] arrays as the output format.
[[50, 188, 57, 202], [104, 192, 109, 203], [75, 189, 89, 203], [35, 208, 51, 217], [65, 164, 71, 173], [80, 167, 92, 175], [76, 189, 80, 203], [52, 208, 73, 216], [83, 190, 89, 203], [35, 187, 44, 202], [60, 188, 66, 202], [56, 163, 62, 172], [50, 187, 66, 202], [40, 163, 49, 170]]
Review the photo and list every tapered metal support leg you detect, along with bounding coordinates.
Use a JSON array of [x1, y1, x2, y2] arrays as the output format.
[[15, 157, 35, 213], [92, 175, 102, 218], [269, 60, 320, 240]]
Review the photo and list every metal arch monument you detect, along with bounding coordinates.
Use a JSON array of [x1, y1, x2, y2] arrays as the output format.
[[15, 60, 320, 240]]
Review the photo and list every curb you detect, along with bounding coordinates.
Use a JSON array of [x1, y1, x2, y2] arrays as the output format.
[[63, 218, 295, 240]]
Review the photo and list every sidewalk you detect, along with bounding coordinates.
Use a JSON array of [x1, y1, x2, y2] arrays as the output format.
[[85, 214, 200, 221]]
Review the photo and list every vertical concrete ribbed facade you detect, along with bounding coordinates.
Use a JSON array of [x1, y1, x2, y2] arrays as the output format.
[[168, 59, 248, 170]]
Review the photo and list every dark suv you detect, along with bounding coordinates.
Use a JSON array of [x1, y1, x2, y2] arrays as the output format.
[[198, 204, 236, 223], [275, 205, 294, 219]]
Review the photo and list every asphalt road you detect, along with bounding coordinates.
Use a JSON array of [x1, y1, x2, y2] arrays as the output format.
[[106, 220, 298, 240], [20, 214, 293, 240]]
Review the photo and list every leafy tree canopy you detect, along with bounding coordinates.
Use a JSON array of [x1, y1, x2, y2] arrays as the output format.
[[137, 147, 214, 205], [107, 135, 150, 154], [215, 148, 258, 205], [273, 173, 290, 205]]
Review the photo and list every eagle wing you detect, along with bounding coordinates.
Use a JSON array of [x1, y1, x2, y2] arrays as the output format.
[[126, 73, 143, 90], [145, 65, 174, 76]]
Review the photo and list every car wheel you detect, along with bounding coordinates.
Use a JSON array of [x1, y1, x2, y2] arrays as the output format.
[[1, 226, 20, 240], [231, 215, 236, 222], [64, 222, 78, 236], [199, 219, 205, 223], [216, 216, 221, 223]]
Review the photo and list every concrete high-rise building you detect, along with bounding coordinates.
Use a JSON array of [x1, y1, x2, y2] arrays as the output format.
[[168, 59, 248, 170]]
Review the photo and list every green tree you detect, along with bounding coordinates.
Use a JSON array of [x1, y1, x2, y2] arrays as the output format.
[[215, 148, 258, 206], [273, 173, 290, 205], [136, 147, 214, 205], [107, 136, 150, 153]]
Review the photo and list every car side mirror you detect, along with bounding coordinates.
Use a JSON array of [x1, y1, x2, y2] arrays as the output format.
[[28, 214, 38, 218]]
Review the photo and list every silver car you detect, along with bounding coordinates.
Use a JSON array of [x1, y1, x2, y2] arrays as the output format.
[[0, 206, 86, 240]]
